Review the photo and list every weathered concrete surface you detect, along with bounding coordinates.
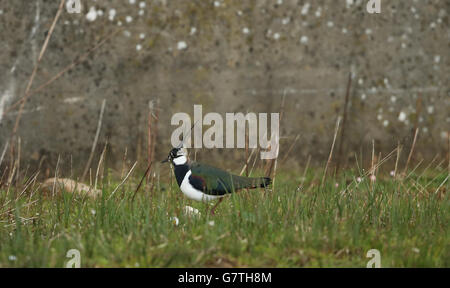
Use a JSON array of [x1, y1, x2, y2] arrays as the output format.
[[0, 0, 448, 171]]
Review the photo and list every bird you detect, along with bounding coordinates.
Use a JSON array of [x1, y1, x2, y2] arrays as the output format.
[[161, 147, 271, 215]]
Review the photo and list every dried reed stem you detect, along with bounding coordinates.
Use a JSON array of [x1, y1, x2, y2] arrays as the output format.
[[51, 155, 61, 198], [447, 131, 450, 176], [281, 134, 300, 164], [403, 128, 419, 175], [321, 117, 341, 186], [109, 161, 138, 200], [94, 142, 108, 190], [245, 120, 249, 177], [336, 72, 352, 172], [239, 148, 256, 176], [82, 99, 106, 181], [0, 140, 9, 170], [121, 147, 128, 179], [394, 141, 401, 177], [299, 155, 311, 189], [132, 162, 153, 203]]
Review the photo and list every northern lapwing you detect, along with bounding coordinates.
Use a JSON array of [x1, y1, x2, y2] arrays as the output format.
[[161, 147, 271, 215]]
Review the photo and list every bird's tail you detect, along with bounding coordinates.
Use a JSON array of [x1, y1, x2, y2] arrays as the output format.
[[233, 176, 271, 189], [259, 177, 271, 188]]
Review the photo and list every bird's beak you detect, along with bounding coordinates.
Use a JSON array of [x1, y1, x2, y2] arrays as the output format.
[[161, 158, 169, 163]]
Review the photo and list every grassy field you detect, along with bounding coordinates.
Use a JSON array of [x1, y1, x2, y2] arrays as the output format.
[[0, 164, 448, 268]]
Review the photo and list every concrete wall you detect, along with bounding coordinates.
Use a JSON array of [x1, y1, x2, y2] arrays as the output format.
[[0, 0, 448, 171]]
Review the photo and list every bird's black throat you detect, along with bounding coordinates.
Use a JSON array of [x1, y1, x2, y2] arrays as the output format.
[[173, 163, 190, 186]]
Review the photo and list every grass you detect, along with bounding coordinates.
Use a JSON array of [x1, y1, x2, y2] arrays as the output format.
[[0, 165, 448, 268]]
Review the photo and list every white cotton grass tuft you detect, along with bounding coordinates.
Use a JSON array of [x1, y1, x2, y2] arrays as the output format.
[[108, 9, 116, 21], [184, 206, 201, 216], [300, 35, 308, 44], [170, 216, 179, 226], [86, 7, 97, 22], [398, 111, 407, 122], [177, 41, 187, 50]]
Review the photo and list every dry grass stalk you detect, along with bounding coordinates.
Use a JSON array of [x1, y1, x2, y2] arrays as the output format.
[[272, 145, 280, 192], [417, 154, 439, 180], [394, 141, 402, 178], [245, 121, 249, 177], [447, 131, 450, 176], [336, 72, 352, 172], [0, 168, 8, 191], [132, 162, 153, 203], [434, 174, 449, 195], [95, 142, 108, 190], [370, 140, 375, 189], [376, 152, 382, 176], [239, 148, 256, 176], [281, 134, 300, 164], [403, 128, 419, 175], [0, 140, 9, 169], [299, 155, 311, 189], [147, 101, 153, 184], [345, 147, 400, 194], [51, 155, 61, 198], [146, 99, 159, 189], [82, 99, 106, 181], [414, 96, 422, 132], [6, 161, 17, 198], [121, 147, 128, 179], [151, 100, 159, 166], [321, 117, 341, 186], [249, 147, 260, 176], [15, 137, 21, 185], [109, 161, 138, 200]]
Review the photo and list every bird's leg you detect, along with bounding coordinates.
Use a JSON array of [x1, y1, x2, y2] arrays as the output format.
[[210, 198, 223, 216]]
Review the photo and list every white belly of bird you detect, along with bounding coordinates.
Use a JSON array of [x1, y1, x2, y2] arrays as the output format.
[[180, 170, 223, 202]]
